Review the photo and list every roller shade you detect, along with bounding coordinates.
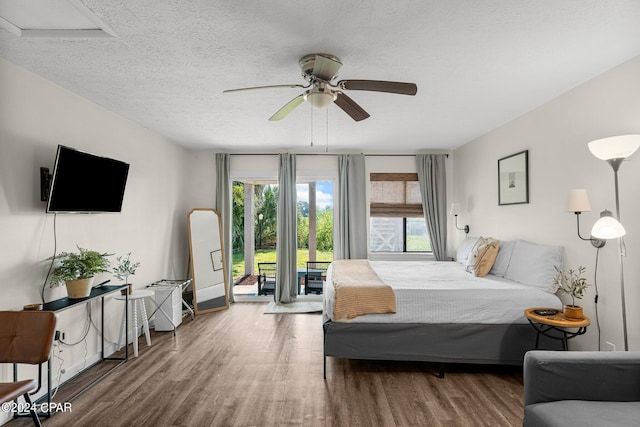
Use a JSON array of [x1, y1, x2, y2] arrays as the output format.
[[370, 173, 423, 217]]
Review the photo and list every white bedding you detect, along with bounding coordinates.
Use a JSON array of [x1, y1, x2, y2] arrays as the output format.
[[323, 260, 562, 324]]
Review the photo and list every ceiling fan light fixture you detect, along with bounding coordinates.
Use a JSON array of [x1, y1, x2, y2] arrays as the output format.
[[225, 52, 416, 121], [304, 91, 336, 109]]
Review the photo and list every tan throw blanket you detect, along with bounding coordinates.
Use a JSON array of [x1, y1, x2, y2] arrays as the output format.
[[332, 259, 396, 320]]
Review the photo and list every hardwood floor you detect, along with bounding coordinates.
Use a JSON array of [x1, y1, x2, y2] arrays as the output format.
[[6, 303, 525, 426]]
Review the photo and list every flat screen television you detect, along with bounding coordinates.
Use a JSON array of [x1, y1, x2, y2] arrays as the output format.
[[46, 145, 130, 213]]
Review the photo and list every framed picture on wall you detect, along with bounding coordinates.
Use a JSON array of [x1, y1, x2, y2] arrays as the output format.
[[498, 150, 529, 205]]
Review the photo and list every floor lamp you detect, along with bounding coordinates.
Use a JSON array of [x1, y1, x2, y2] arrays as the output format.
[[588, 134, 640, 351]]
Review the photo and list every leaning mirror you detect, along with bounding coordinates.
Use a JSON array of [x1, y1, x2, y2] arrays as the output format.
[[188, 208, 229, 314]]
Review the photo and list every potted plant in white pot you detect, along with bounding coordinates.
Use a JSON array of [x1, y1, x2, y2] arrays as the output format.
[[553, 265, 589, 319], [112, 252, 141, 295], [50, 247, 112, 299]]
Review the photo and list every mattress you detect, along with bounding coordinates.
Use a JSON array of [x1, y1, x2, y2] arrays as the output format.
[[323, 260, 562, 324]]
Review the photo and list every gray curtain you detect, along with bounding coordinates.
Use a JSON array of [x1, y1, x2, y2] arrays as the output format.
[[416, 154, 447, 261], [215, 153, 234, 303], [336, 154, 368, 260], [275, 153, 298, 303]]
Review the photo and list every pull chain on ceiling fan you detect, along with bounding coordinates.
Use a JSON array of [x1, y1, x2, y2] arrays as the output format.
[[309, 103, 330, 152], [223, 53, 417, 122]]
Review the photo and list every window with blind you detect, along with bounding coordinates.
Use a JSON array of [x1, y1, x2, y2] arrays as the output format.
[[369, 173, 431, 253]]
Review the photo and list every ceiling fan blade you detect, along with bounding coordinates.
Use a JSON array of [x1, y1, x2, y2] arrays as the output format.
[[268, 94, 306, 121], [312, 55, 343, 81], [334, 92, 370, 122], [223, 84, 306, 94], [337, 80, 417, 95]]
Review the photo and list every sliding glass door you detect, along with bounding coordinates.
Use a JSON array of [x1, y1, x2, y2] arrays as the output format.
[[231, 179, 334, 296]]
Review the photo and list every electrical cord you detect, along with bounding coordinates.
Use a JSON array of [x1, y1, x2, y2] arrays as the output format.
[[88, 301, 119, 347], [41, 213, 58, 304], [59, 304, 91, 346], [50, 342, 64, 400], [55, 301, 119, 394], [82, 333, 88, 372], [593, 247, 601, 351]]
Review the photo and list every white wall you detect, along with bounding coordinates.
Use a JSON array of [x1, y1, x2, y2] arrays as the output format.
[[0, 58, 194, 416], [188, 150, 217, 208], [452, 55, 640, 351]]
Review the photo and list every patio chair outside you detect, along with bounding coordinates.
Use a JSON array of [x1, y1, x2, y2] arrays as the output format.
[[305, 261, 330, 295], [257, 262, 276, 296]]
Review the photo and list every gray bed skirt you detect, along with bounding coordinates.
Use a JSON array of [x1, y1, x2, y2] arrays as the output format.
[[323, 320, 563, 370]]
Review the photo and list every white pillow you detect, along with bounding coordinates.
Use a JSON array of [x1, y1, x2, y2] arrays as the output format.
[[504, 240, 563, 293], [489, 240, 516, 277], [456, 237, 479, 264]]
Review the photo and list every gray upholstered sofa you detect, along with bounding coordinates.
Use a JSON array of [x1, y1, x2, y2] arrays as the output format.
[[523, 350, 640, 426]]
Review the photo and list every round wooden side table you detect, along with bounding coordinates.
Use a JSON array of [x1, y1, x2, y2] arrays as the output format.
[[524, 307, 590, 350]]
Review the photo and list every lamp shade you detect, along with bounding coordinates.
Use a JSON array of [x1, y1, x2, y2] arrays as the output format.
[[591, 210, 626, 239], [449, 203, 460, 216], [588, 134, 640, 160], [565, 189, 591, 213]]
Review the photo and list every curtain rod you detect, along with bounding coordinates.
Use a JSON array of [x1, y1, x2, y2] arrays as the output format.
[[227, 153, 449, 158]]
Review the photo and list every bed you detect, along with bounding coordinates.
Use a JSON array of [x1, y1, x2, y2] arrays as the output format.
[[322, 238, 565, 377]]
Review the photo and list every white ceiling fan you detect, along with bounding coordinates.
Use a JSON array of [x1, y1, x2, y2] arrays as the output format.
[[223, 53, 418, 122]]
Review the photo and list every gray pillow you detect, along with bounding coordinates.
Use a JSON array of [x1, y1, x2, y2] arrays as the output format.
[[456, 237, 480, 264], [504, 240, 563, 293], [489, 240, 516, 277]]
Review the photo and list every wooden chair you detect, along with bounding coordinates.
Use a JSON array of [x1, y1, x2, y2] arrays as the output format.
[[305, 261, 331, 295], [257, 262, 276, 296], [0, 310, 57, 427]]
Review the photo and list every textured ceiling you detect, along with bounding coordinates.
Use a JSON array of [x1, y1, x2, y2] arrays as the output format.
[[2, 1, 640, 153]]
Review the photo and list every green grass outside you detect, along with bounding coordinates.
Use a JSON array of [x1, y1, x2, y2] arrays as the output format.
[[232, 249, 333, 281], [406, 235, 432, 252]]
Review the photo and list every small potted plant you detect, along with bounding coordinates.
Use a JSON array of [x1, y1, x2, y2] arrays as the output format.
[[112, 252, 141, 295], [553, 265, 589, 319], [50, 246, 112, 299]]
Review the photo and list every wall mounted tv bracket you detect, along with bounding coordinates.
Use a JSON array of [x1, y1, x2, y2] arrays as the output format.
[[40, 167, 52, 202]]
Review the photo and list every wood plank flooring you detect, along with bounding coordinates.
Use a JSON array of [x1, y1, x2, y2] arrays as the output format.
[[6, 303, 525, 426]]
